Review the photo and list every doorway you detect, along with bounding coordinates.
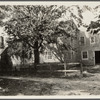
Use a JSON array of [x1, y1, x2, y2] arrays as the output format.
[[95, 51, 100, 64]]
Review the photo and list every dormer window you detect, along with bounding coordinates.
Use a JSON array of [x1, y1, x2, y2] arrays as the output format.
[[90, 36, 95, 44], [0, 36, 4, 49]]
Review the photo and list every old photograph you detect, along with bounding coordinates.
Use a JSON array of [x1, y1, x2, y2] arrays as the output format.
[[0, 1, 100, 98]]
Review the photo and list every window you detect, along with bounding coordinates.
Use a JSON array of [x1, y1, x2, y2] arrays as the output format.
[[82, 51, 88, 60], [48, 52, 52, 59], [45, 51, 52, 59], [90, 36, 95, 44], [80, 37, 85, 45], [0, 36, 4, 48]]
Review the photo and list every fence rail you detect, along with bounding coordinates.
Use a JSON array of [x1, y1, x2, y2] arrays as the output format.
[[37, 62, 83, 77]]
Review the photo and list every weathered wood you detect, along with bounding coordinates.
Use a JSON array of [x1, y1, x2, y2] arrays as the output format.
[[80, 63, 83, 77], [67, 62, 80, 65], [37, 63, 51, 66], [64, 63, 67, 76], [37, 70, 79, 73], [58, 62, 80, 66], [54, 70, 79, 72], [37, 62, 83, 77]]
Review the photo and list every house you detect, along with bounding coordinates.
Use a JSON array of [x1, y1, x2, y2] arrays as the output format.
[[1, 25, 100, 71], [41, 27, 100, 66], [78, 29, 100, 66], [0, 32, 60, 70], [0, 33, 13, 71]]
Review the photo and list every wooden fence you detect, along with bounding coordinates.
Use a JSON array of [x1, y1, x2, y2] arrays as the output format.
[[37, 62, 83, 77]]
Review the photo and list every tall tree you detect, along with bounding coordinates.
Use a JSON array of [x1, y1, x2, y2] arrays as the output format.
[[5, 5, 67, 69], [4, 5, 79, 72]]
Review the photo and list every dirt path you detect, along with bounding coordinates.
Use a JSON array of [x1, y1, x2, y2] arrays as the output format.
[[0, 73, 100, 96]]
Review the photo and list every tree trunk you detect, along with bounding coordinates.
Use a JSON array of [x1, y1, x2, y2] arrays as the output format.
[[34, 41, 39, 71]]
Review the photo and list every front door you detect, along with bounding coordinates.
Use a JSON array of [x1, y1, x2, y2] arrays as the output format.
[[95, 51, 100, 64]]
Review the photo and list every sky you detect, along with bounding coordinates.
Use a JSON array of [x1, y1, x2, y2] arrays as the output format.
[[0, 1, 99, 7]]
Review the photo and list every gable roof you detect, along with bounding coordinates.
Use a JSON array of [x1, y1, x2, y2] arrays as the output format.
[[0, 47, 8, 56], [0, 49, 5, 55]]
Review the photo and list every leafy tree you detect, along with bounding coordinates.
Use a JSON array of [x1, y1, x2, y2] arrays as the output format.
[[0, 5, 12, 25], [87, 19, 100, 34], [4, 5, 67, 69], [45, 20, 79, 63], [4, 5, 80, 72]]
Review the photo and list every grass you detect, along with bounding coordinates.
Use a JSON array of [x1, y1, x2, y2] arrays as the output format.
[[0, 79, 54, 96], [0, 64, 100, 96]]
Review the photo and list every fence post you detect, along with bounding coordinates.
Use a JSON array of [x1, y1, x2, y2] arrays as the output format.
[[80, 63, 83, 77], [64, 63, 67, 76], [49, 64, 52, 75]]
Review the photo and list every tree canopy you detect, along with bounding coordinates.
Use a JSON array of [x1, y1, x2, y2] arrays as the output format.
[[4, 5, 79, 64], [87, 20, 100, 34]]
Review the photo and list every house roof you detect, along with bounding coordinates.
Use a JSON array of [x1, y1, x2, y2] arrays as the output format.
[[0, 47, 8, 56], [0, 49, 5, 55], [78, 26, 89, 38]]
